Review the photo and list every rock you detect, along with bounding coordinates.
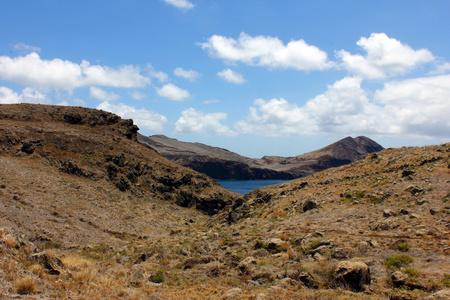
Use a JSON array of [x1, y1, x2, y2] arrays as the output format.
[[430, 208, 439, 215], [302, 198, 318, 212], [334, 261, 371, 291], [238, 256, 257, 273], [416, 198, 429, 205], [223, 287, 242, 299], [390, 291, 413, 300], [254, 293, 266, 300], [383, 209, 396, 217], [274, 277, 297, 287], [425, 289, 450, 300], [31, 251, 64, 275], [266, 238, 285, 253], [298, 272, 318, 289], [203, 261, 225, 277], [391, 271, 408, 287], [399, 208, 410, 215]]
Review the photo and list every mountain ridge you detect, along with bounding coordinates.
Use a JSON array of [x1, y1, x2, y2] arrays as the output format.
[[138, 134, 384, 180]]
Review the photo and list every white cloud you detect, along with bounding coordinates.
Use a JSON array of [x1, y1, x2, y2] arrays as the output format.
[[200, 32, 332, 71], [175, 108, 235, 136], [148, 64, 169, 83], [0, 52, 151, 90], [89, 87, 120, 101], [203, 99, 220, 104], [236, 75, 450, 139], [162, 0, 195, 10], [0, 86, 50, 104], [337, 33, 435, 79], [217, 69, 246, 84], [174, 67, 200, 81], [97, 101, 168, 132], [430, 62, 450, 75], [13, 42, 41, 53], [156, 83, 190, 101], [130, 91, 146, 100]]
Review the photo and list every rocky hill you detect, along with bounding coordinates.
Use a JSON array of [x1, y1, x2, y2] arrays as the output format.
[[0, 103, 239, 248], [0, 103, 449, 299], [139, 134, 384, 180]]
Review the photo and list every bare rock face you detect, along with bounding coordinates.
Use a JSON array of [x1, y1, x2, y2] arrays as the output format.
[[334, 261, 371, 291], [138, 134, 384, 180]]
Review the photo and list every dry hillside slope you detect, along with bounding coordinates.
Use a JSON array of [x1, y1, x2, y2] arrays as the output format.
[[0, 103, 449, 299]]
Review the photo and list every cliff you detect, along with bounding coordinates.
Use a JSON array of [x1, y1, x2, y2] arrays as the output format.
[[138, 134, 384, 179]]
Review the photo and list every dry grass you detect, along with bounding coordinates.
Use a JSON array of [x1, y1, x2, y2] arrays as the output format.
[[14, 276, 36, 294]]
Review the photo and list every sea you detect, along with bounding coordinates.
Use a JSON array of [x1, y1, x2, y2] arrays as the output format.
[[216, 179, 288, 195]]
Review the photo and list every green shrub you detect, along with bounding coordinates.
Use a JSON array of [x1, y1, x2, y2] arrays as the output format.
[[397, 241, 411, 252], [385, 254, 413, 269], [150, 272, 165, 283]]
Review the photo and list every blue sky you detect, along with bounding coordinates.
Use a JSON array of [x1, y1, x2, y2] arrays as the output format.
[[1, 0, 449, 158]]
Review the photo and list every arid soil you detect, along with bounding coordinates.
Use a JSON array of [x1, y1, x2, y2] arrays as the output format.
[[0, 104, 449, 299]]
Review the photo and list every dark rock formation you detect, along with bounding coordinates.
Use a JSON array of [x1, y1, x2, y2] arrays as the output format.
[[138, 134, 384, 180]]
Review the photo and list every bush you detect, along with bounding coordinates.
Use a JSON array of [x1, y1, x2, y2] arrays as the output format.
[[15, 277, 36, 295], [150, 272, 165, 283], [397, 241, 411, 252], [385, 254, 413, 269]]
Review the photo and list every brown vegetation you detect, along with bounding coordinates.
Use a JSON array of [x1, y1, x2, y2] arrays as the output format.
[[0, 104, 449, 299]]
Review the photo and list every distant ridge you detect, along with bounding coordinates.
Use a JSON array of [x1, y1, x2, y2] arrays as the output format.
[[138, 134, 384, 180]]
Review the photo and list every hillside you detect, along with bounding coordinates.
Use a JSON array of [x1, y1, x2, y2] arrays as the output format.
[[138, 134, 384, 180], [0, 104, 449, 299], [0, 103, 239, 248]]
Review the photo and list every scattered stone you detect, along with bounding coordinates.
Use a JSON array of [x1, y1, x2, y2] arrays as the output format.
[[383, 209, 396, 217], [399, 208, 410, 215], [430, 208, 439, 215], [416, 198, 429, 205], [31, 251, 64, 275], [405, 185, 424, 196], [238, 256, 257, 273], [425, 288, 450, 300], [223, 287, 242, 299], [334, 261, 371, 291], [391, 271, 408, 287], [298, 272, 318, 289], [302, 198, 318, 212], [266, 238, 285, 253], [409, 213, 420, 219], [254, 293, 266, 300]]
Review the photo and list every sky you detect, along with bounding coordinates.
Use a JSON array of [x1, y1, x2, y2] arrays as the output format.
[[1, 0, 449, 158]]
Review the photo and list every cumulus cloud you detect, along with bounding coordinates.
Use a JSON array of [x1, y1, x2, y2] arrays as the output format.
[[89, 87, 120, 101], [162, 0, 195, 10], [200, 32, 332, 71], [0, 52, 151, 90], [97, 101, 168, 132], [337, 33, 434, 79], [217, 69, 246, 84], [175, 108, 235, 136], [156, 83, 190, 101], [174, 67, 200, 81], [0, 86, 50, 104], [236, 75, 450, 139]]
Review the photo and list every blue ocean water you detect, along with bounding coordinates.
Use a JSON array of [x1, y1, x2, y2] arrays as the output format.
[[216, 180, 288, 195]]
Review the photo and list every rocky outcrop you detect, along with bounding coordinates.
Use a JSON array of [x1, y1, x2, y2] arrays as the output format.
[[138, 134, 384, 180]]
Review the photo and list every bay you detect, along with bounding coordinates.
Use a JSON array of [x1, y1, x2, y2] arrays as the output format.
[[216, 179, 288, 195]]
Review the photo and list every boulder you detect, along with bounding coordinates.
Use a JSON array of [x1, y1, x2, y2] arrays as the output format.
[[238, 256, 257, 273], [391, 271, 408, 287], [266, 238, 285, 253], [334, 261, 371, 291]]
